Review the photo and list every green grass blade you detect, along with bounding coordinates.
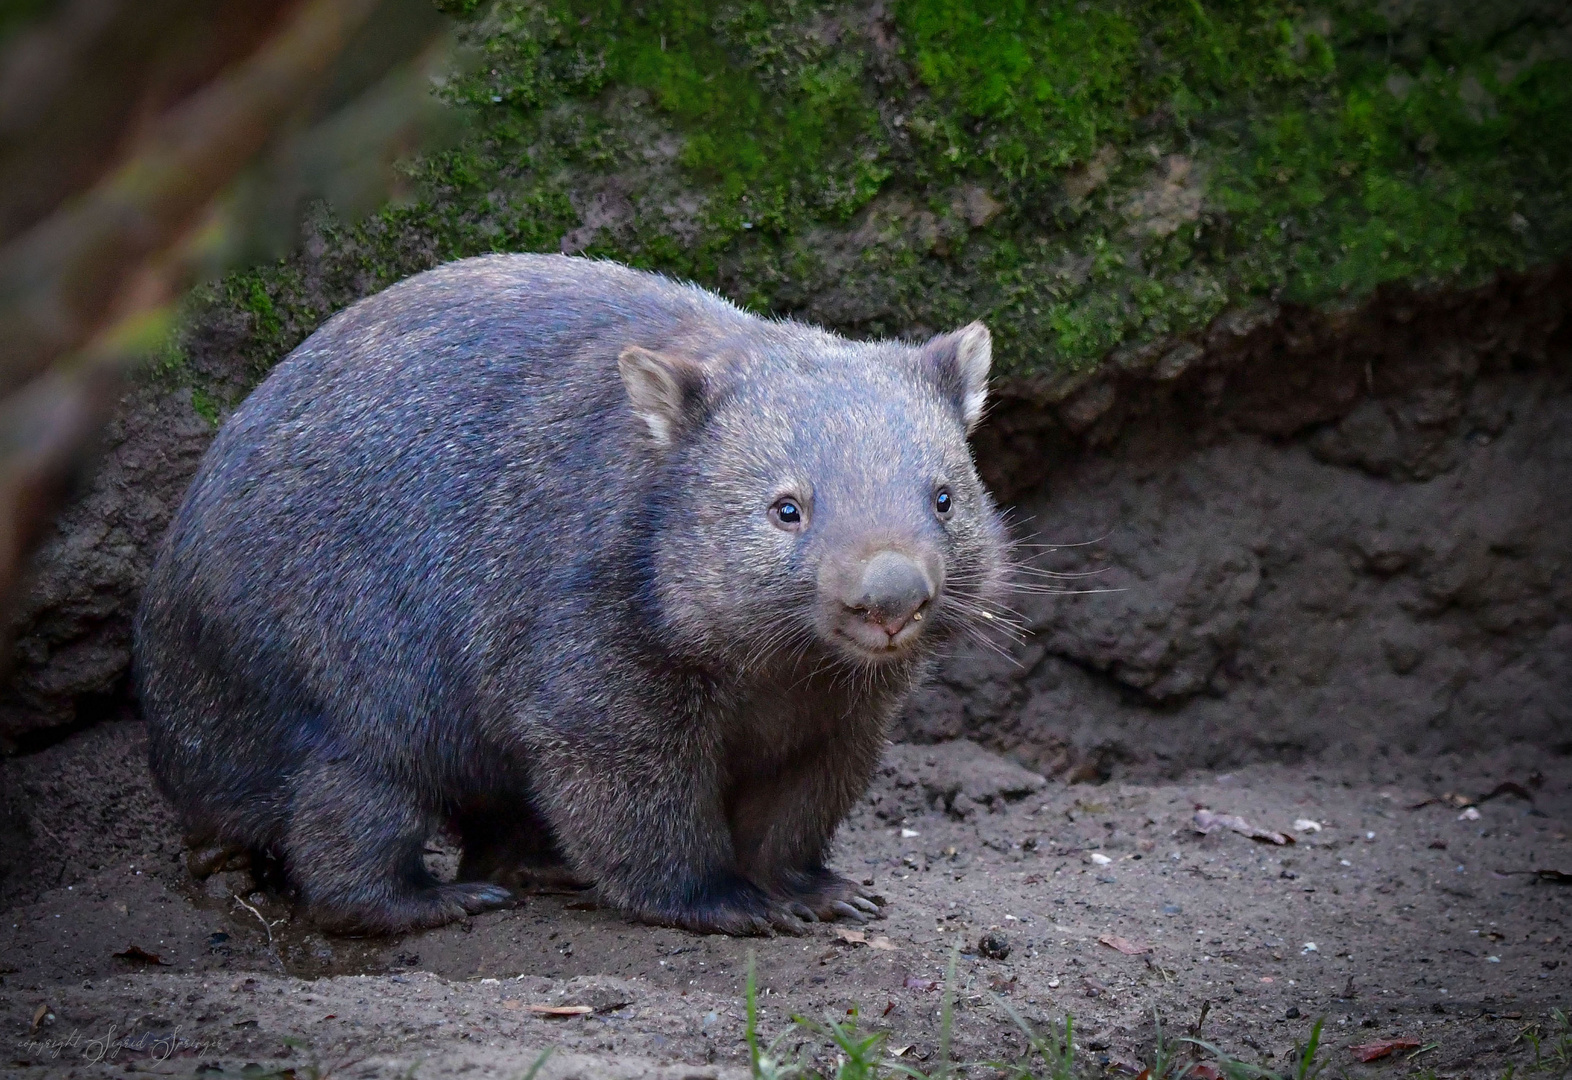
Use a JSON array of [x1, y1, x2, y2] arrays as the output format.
[[519, 1046, 554, 1080]]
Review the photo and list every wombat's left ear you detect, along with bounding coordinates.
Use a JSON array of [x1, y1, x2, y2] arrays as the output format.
[[919, 321, 992, 432], [618, 345, 710, 448]]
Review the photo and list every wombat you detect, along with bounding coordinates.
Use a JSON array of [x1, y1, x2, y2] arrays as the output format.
[[135, 253, 1008, 935]]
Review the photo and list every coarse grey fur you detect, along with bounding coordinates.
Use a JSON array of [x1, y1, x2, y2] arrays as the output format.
[[133, 253, 1007, 935]]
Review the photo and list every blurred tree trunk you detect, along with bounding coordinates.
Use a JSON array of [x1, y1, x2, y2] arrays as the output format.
[[0, 0, 454, 656]]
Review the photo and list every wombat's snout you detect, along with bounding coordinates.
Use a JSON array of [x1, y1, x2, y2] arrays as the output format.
[[837, 550, 936, 653]]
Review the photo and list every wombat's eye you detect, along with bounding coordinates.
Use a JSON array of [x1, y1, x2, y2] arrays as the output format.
[[934, 489, 954, 518], [770, 497, 806, 531]]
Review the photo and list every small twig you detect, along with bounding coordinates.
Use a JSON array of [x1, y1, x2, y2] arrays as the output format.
[[319, 1054, 367, 1080], [1189, 1000, 1211, 1056], [232, 893, 279, 943], [1145, 954, 1178, 982]]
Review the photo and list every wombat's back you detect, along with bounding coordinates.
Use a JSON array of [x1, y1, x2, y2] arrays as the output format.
[[135, 254, 752, 833]]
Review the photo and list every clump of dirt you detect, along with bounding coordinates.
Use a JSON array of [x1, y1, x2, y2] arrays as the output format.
[[2, 722, 1567, 1077]]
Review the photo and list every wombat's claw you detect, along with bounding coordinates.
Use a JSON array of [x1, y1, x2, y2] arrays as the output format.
[[447, 882, 514, 914], [788, 901, 820, 923], [767, 908, 810, 936], [850, 896, 881, 915], [830, 900, 872, 923]]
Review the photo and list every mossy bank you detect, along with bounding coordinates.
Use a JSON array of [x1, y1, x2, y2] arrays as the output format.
[[178, 0, 1572, 400]]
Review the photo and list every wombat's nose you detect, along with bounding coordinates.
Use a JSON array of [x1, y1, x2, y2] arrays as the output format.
[[848, 551, 935, 636]]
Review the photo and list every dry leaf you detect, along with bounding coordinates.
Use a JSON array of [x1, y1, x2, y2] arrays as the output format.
[[527, 1004, 593, 1017], [1412, 784, 1537, 813], [1495, 868, 1572, 884], [1192, 809, 1294, 845], [1477, 781, 1537, 809], [113, 945, 171, 966], [1349, 1038, 1421, 1062], [30, 1004, 50, 1031], [868, 936, 898, 951], [834, 928, 867, 945], [904, 975, 939, 992], [1097, 933, 1150, 955]]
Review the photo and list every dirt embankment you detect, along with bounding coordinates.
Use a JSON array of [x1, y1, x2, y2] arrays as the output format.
[[912, 264, 1572, 775], [4, 265, 1569, 774]]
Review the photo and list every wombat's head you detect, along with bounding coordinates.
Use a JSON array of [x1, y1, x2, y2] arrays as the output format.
[[621, 317, 1008, 674]]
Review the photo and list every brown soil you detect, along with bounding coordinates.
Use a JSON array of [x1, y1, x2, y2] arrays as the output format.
[[2, 721, 1567, 1078]]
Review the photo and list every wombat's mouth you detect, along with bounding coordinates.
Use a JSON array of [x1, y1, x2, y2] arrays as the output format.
[[830, 604, 930, 661]]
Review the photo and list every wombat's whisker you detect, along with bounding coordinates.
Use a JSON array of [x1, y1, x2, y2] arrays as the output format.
[[738, 620, 810, 674], [785, 651, 842, 696], [958, 596, 1026, 620], [959, 626, 1026, 667], [963, 625, 1028, 654], [948, 593, 1029, 627], [944, 598, 1027, 638], [1002, 534, 1112, 551], [1007, 584, 1127, 596], [1001, 558, 1110, 576]]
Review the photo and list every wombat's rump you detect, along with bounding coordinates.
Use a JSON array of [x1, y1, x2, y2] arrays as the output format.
[[135, 254, 1007, 935]]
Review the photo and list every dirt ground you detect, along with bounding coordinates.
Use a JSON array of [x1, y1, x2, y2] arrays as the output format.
[[1, 721, 1568, 1079]]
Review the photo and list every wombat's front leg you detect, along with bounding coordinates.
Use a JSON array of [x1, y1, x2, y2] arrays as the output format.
[[285, 762, 512, 934], [532, 734, 809, 936], [730, 726, 888, 923]]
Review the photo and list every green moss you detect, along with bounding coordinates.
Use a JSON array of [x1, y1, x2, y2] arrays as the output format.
[[189, 386, 221, 426], [186, 0, 1572, 387]]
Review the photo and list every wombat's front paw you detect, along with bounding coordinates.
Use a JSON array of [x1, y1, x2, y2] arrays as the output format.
[[775, 867, 885, 923], [640, 875, 809, 937], [314, 882, 514, 935]]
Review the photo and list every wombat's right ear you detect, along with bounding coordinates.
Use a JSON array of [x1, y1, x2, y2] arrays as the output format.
[[618, 346, 709, 447]]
